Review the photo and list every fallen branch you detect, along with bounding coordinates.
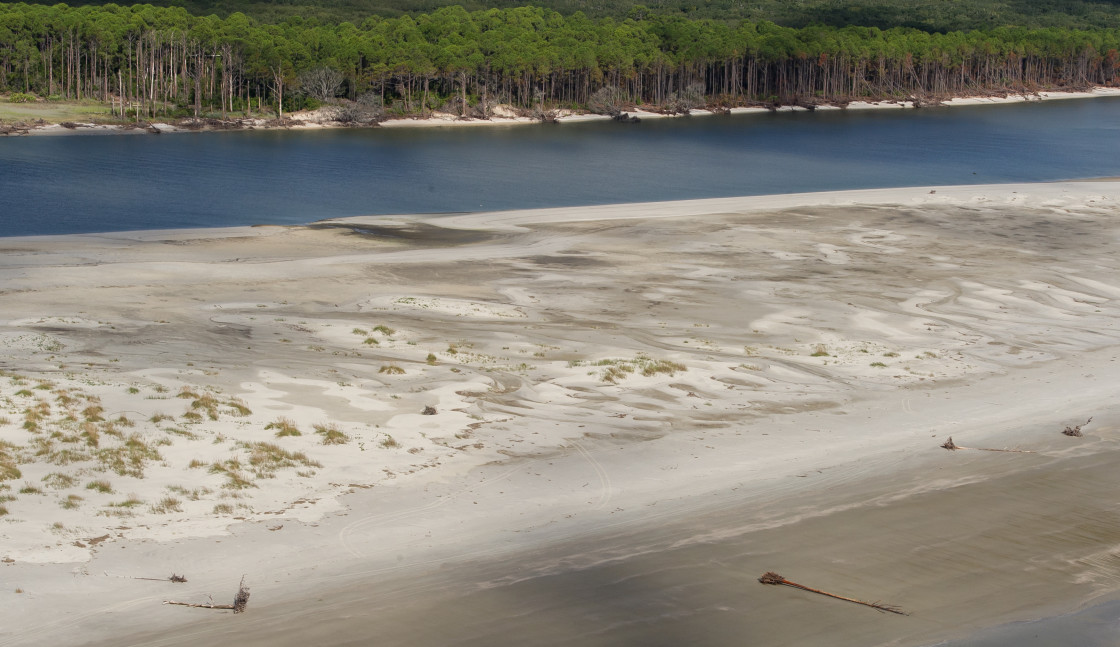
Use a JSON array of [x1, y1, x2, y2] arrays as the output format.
[[758, 571, 908, 615], [164, 576, 250, 613], [133, 573, 187, 583], [1062, 417, 1092, 437], [940, 437, 1035, 453]]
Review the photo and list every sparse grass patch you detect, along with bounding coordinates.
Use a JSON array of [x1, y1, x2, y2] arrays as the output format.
[[379, 364, 405, 375], [85, 479, 113, 494], [0, 416, 9, 425], [60, 494, 84, 509], [373, 325, 395, 336], [212, 503, 234, 514], [871, 362, 888, 368], [226, 399, 251, 417], [177, 386, 200, 400], [883, 351, 899, 357], [165, 427, 201, 440], [352, 328, 368, 336], [188, 459, 207, 469], [239, 441, 321, 478], [14, 389, 33, 397], [314, 423, 349, 445], [379, 435, 401, 449], [80, 422, 100, 447], [265, 417, 301, 437], [167, 484, 211, 500], [639, 358, 686, 377], [593, 355, 686, 383], [0, 441, 21, 481], [209, 459, 256, 490], [810, 344, 830, 357], [127, 386, 140, 394], [109, 495, 144, 508], [426, 353, 437, 365], [81, 405, 104, 422], [363, 337, 379, 346], [97, 433, 162, 478], [151, 496, 182, 513], [42, 472, 77, 489], [181, 411, 204, 422], [190, 393, 221, 420], [149, 413, 171, 423], [19, 484, 42, 495]]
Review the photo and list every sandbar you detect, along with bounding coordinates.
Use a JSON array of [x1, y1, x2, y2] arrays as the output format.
[[1, 182, 1119, 646]]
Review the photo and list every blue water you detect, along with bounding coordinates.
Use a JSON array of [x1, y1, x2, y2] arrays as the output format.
[[1, 97, 1120, 236]]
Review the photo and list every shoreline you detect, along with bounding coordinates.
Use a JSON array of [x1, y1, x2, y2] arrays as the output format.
[[5, 86, 1120, 136], [2, 181, 1119, 646]]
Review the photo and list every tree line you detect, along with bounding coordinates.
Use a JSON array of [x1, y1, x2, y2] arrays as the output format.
[[41, 0, 1120, 32], [2, 2, 1118, 120]]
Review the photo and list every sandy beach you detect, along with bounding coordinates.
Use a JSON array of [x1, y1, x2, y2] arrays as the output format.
[[9, 86, 1120, 135], [2, 181, 1120, 646]]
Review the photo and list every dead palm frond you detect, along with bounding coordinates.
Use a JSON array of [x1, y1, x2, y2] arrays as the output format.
[[758, 572, 908, 615]]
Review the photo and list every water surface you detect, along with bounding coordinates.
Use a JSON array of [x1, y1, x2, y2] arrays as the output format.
[[2, 97, 1119, 236]]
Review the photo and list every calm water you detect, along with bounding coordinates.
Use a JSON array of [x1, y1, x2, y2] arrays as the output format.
[[2, 97, 1120, 237]]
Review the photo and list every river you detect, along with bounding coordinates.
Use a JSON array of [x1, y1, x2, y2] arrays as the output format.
[[2, 96, 1120, 237]]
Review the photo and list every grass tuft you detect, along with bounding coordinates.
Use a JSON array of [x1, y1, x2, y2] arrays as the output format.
[[151, 496, 182, 513], [85, 479, 113, 494], [265, 417, 301, 437]]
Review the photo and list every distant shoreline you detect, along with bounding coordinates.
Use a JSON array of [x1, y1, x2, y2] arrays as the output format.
[[5, 86, 1119, 137]]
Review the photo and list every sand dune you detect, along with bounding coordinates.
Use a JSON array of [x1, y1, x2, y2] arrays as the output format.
[[1, 182, 1118, 646]]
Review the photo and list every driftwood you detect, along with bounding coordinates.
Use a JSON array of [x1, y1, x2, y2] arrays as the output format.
[[758, 572, 908, 615], [164, 576, 250, 613], [940, 436, 1035, 453], [133, 573, 187, 583], [1062, 417, 1092, 437]]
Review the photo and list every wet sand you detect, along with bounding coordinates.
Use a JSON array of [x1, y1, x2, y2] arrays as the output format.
[[2, 182, 1119, 646]]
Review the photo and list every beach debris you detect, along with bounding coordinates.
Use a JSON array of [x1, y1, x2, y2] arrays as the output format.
[[758, 572, 908, 615], [131, 573, 188, 583], [939, 437, 1035, 453], [164, 576, 250, 613], [421, 405, 438, 415], [1062, 417, 1092, 437]]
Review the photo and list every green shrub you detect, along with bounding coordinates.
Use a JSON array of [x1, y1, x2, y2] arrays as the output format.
[[9, 92, 36, 103]]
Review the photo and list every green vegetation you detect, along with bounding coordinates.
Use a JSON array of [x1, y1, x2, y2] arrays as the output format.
[[1, 3, 1118, 123], [239, 441, 322, 478], [592, 355, 686, 383], [33, 0, 1120, 31], [151, 496, 182, 513], [85, 479, 114, 493], [96, 434, 162, 478], [209, 458, 257, 489]]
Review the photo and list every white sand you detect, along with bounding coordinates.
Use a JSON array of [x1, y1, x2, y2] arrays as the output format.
[[17, 87, 1120, 135], [1, 181, 1119, 646]]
